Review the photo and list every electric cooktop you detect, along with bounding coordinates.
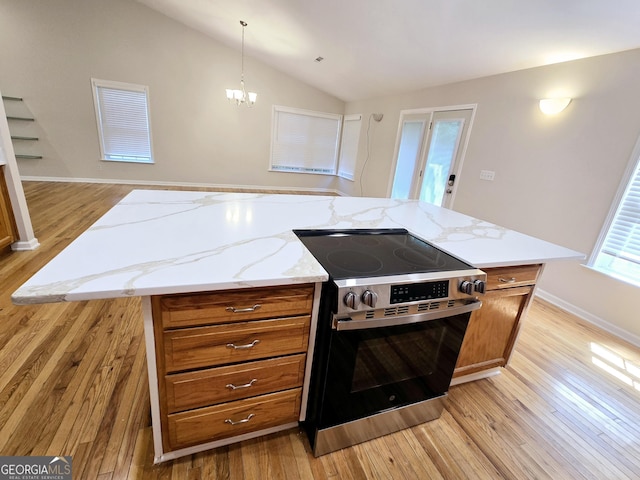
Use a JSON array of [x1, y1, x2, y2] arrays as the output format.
[[294, 228, 473, 280]]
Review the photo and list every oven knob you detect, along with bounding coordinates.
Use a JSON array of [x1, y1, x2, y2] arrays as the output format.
[[473, 279, 486, 294], [361, 290, 378, 308], [343, 291, 360, 310], [459, 280, 474, 295]]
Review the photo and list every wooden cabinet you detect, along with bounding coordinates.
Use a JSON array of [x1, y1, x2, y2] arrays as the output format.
[[151, 283, 314, 453], [453, 264, 542, 380], [0, 166, 18, 250]]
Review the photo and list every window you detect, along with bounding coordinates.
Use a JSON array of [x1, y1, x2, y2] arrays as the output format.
[[270, 106, 342, 175], [91, 78, 154, 164], [337, 114, 362, 180], [589, 134, 640, 287]]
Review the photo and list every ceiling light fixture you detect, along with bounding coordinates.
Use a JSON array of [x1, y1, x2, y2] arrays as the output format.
[[226, 20, 257, 107], [539, 97, 571, 115]]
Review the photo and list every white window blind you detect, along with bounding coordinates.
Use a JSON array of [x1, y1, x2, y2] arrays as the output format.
[[337, 114, 362, 180], [589, 137, 640, 287], [270, 106, 342, 174], [91, 78, 154, 164]]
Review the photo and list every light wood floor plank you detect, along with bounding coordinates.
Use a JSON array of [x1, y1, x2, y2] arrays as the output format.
[[1, 181, 640, 479], [417, 409, 504, 480]]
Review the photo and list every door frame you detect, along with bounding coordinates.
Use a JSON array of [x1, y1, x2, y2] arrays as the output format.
[[386, 104, 478, 208]]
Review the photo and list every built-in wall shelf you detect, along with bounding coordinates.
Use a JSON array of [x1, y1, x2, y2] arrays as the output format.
[[11, 136, 39, 141], [2, 95, 42, 160], [7, 116, 35, 122]]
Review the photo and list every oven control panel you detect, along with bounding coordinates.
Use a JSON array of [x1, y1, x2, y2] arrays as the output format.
[[334, 271, 486, 314], [390, 280, 449, 304]]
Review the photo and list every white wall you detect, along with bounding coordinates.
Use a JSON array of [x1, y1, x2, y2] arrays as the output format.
[[345, 49, 640, 344], [0, 0, 345, 192]]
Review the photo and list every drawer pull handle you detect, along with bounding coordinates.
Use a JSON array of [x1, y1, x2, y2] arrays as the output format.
[[226, 304, 262, 313], [224, 413, 255, 426], [226, 379, 258, 390], [226, 339, 261, 350], [498, 277, 516, 283]]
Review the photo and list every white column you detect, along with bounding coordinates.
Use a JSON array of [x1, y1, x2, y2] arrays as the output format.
[[0, 89, 39, 250]]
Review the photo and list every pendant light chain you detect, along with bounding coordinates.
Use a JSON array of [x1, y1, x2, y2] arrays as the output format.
[[240, 20, 246, 84], [226, 20, 257, 106]]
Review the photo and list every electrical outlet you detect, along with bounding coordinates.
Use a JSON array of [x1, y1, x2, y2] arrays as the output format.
[[480, 170, 495, 181]]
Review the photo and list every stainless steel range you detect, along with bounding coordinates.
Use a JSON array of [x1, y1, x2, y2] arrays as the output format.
[[295, 228, 486, 456]]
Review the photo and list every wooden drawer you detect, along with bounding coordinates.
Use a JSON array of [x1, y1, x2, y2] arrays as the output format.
[[165, 354, 306, 413], [163, 315, 310, 373], [155, 284, 314, 329], [167, 388, 302, 450], [484, 264, 541, 290]]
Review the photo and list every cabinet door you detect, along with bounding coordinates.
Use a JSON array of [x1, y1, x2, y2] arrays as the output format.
[[454, 285, 533, 377], [0, 167, 18, 249]]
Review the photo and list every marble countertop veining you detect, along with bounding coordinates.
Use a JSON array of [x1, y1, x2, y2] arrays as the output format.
[[11, 190, 584, 305]]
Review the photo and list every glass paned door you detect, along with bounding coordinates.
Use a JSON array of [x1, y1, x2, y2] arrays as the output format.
[[390, 117, 428, 199], [419, 117, 465, 206], [390, 108, 473, 209]]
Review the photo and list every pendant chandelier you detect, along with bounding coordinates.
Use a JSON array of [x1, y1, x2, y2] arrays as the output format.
[[226, 20, 257, 106]]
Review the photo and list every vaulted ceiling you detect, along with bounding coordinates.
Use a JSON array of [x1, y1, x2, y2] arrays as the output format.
[[137, 0, 640, 102]]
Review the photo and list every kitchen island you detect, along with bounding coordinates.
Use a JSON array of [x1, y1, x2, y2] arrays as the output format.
[[11, 190, 583, 462]]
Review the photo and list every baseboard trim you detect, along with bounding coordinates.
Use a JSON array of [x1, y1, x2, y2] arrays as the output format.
[[450, 367, 501, 386], [21, 175, 349, 197], [11, 238, 40, 251], [535, 289, 640, 349]]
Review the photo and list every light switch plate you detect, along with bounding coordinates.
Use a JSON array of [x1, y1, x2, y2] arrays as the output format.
[[480, 170, 495, 181]]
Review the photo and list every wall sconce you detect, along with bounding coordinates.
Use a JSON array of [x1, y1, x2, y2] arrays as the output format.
[[539, 98, 572, 115]]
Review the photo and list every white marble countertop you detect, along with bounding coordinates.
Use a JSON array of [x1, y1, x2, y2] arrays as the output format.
[[12, 190, 584, 304]]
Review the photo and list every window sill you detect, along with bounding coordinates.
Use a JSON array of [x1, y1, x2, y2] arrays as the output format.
[[102, 158, 154, 165], [582, 264, 640, 289]]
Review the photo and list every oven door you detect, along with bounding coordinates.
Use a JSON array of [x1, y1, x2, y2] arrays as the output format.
[[316, 309, 471, 429]]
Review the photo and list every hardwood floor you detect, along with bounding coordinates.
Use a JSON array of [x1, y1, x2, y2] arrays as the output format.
[[1, 181, 640, 479]]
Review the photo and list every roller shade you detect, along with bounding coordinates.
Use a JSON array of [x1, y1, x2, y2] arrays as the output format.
[[270, 106, 341, 174], [600, 161, 640, 263], [337, 114, 362, 180], [92, 79, 153, 163], [592, 154, 640, 285]]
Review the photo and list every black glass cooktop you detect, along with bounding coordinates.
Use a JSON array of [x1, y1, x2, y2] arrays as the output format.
[[294, 228, 472, 280]]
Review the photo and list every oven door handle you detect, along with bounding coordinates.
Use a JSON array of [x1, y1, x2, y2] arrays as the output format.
[[333, 301, 482, 331]]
